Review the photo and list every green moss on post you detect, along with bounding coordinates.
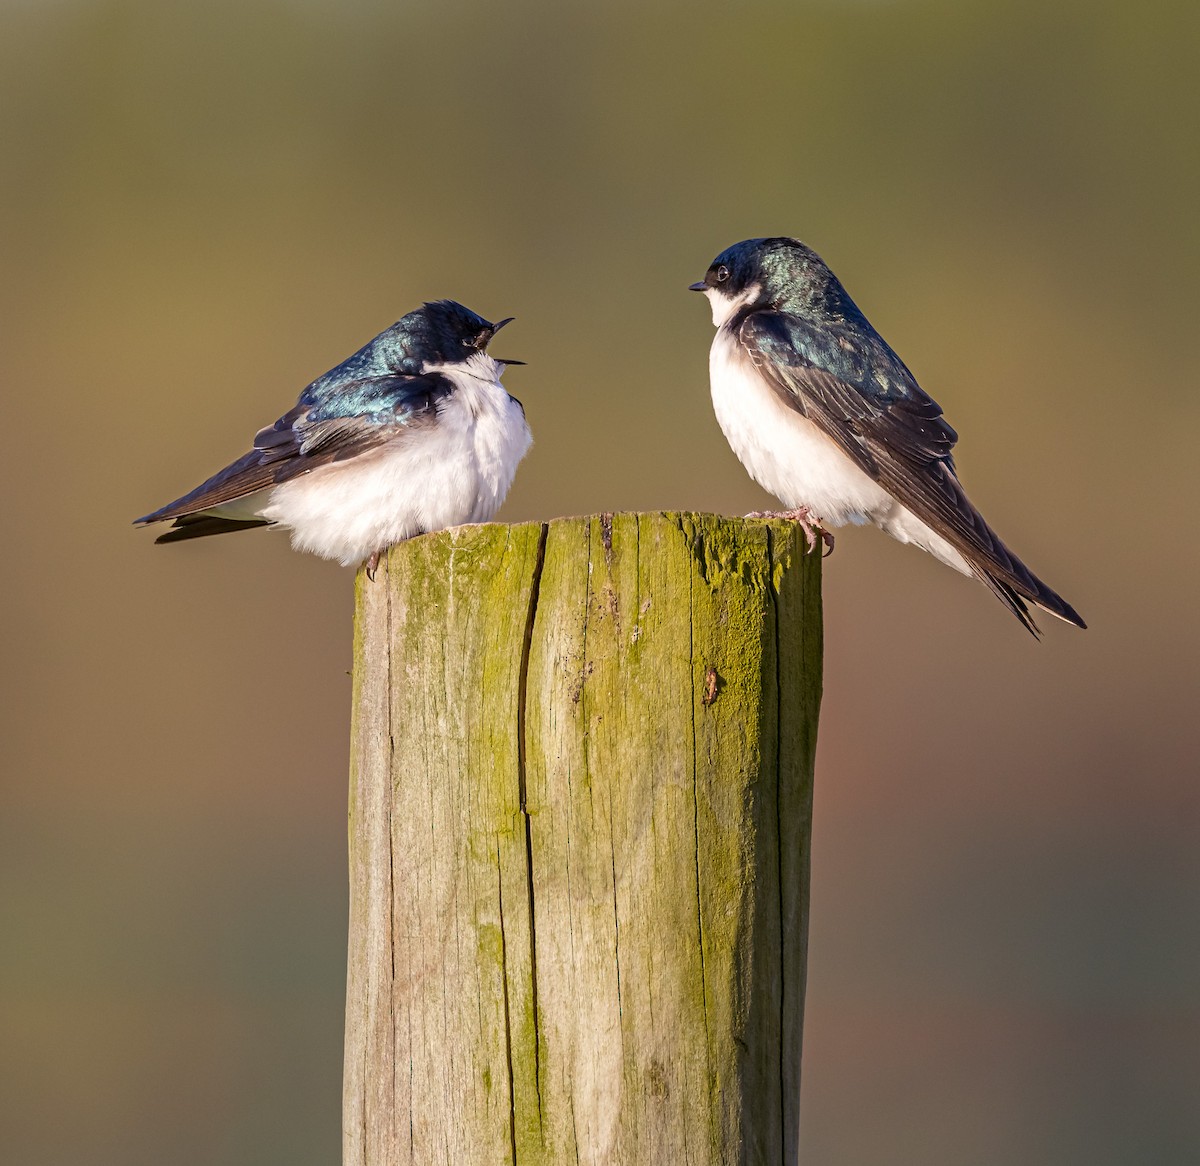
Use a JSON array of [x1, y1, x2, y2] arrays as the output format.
[[344, 513, 822, 1166]]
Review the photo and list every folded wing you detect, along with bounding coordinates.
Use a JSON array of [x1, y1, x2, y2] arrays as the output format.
[[134, 373, 453, 533], [736, 309, 1084, 633]]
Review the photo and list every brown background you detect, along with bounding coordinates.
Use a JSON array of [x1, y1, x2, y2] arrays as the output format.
[[2, 2, 1197, 1163]]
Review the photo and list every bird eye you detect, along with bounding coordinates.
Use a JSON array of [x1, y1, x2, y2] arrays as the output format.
[[715, 265, 730, 283]]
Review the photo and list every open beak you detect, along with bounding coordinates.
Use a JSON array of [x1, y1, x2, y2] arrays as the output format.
[[688, 281, 707, 292], [489, 317, 520, 364]]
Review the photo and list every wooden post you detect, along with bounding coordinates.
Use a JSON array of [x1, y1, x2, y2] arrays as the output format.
[[344, 512, 822, 1166]]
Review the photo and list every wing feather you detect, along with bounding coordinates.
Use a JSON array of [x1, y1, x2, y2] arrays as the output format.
[[736, 309, 1084, 630], [135, 373, 452, 527]]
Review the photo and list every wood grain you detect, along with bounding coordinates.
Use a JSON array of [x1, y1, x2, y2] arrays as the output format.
[[345, 513, 822, 1165]]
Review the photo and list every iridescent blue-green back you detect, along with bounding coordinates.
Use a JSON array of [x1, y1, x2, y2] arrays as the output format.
[[303, 299, 492, 402]]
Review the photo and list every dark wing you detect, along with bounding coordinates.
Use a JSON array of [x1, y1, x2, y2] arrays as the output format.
[[737, 309, 1084, 633], [134, 373, 452, 529]]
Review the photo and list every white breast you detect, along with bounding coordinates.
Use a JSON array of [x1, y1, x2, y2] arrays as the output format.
[[256, 356, 532, 566], [708, 329, 971, 573], [709, 330, 892, 526]]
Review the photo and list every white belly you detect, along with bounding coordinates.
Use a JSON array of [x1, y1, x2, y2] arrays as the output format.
[[253, 376, 531, 566], [709, 331, 891, 525], [709, 330, 970, 574]]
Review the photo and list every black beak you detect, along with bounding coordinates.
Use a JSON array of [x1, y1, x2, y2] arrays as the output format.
[[688, 281, 707, 292], [489, 317, 519, 363]]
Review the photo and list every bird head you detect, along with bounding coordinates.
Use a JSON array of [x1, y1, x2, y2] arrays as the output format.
[[689, 237, 843, 326]]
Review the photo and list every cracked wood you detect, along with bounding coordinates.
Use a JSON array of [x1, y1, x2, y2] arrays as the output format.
[[344, 513, 822, 1165]]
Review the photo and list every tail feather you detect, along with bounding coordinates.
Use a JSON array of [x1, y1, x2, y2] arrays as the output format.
[[153, 515, 271, 544], [974, 570, 1041, 638], [969, 559, 1086, 637]]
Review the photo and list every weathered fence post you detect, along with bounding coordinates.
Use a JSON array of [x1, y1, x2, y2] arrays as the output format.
[[344, 512, 822, 1165]]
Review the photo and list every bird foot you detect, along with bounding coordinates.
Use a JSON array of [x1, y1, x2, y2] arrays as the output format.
[[365, 549, 382, 581], [745, 507, 835, 556]]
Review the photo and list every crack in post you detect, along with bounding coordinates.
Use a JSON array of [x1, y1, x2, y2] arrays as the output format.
[[384, 568, 399, 1140], [497, 845, 518, 1165], [687, 529, 711, 1055], [765, 524, 787, 1158], [517, 523, 549, 1125], [609, 828, 622, 1017], [365, 569, 395, 1157]]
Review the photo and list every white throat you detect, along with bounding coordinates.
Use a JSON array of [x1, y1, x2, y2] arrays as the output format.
[[426, 351, 506, 385], [704, 282, 762, 328]]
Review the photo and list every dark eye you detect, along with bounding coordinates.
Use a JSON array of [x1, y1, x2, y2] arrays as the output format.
[[715, 265, 730, 283]]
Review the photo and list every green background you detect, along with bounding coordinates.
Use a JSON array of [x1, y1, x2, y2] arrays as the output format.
[[2, 1, 1197, 1163]]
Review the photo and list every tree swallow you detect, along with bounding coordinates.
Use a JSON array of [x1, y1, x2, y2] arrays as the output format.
[[690, 237, 1084, 634], [135, 300, 532, 575]]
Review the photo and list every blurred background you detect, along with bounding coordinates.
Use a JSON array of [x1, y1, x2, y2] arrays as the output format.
[[2, 0, 1197, 1162]]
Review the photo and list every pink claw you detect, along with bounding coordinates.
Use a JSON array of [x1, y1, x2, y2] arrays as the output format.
[[744, 507, 835, 556]]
